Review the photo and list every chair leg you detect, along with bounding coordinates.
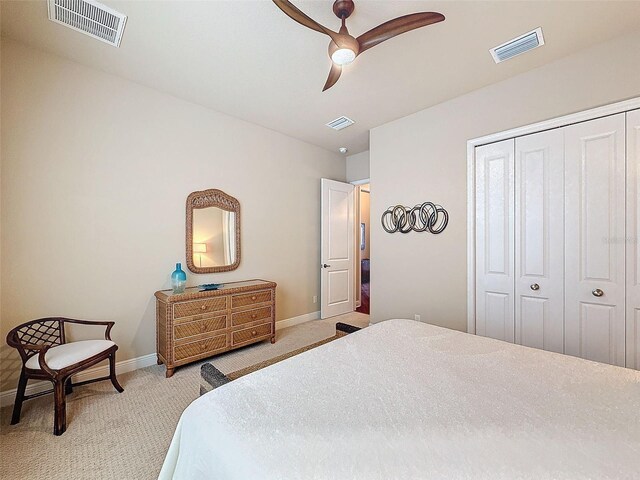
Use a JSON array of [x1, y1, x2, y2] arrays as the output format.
[[65, 377, 73, 395], [53, 380, 67, 436], [109, 352, 124, 393], [11, 370, 28, 425]]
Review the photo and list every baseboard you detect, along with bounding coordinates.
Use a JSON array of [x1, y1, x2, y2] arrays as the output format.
[[0, 353, 157, 408], [0, 311, 322, 408], [276, 310, 320, 330]]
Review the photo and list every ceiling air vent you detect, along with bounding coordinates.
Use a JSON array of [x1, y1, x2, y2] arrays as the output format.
[[490, 27, 544, 63], [47, 0, 127, 47], [326, 116, 355, 131]]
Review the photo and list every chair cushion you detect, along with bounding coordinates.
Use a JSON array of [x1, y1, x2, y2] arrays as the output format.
[[26, 340, 115, 370]]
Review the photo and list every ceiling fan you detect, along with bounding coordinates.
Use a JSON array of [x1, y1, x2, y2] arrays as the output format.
[[273, 0, 445, 91]]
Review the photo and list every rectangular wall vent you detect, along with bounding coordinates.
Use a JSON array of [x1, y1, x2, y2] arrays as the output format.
[[326, 116, 355, 131], [490, 27, 544, 63], [47, 0, 127, 47]]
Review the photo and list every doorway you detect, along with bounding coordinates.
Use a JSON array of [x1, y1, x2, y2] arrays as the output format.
[[354, 182, 370, 314], [320, 178, 355, 319]]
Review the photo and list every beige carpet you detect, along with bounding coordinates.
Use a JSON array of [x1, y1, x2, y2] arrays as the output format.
[[0, 313, 369, 480]]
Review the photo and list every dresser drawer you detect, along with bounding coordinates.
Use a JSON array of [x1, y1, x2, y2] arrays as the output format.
[[175, 334, 227, 361], [232, 323, 272, 346], [231, 290, 272, 309], [231, 306, 272, 327], [174, 315, 226, 340], [174, 297, 227, 319]]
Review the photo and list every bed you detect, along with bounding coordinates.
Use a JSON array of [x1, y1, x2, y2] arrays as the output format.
[[159, 319, 640, 479]]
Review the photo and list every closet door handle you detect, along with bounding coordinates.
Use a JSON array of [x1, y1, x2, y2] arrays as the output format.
[[321, 264, 331, 268], [592, 288, 604, 297], [530, 283, 540, 291]]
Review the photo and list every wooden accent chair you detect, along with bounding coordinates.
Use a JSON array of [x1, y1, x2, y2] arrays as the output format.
[[6, 317, 124, 435]]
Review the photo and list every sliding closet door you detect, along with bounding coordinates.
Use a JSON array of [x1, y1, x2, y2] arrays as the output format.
[[565, 114, 626, 367], [475, 139, 515, 343], [514, 129, 564, 353], [626, 109, 640, 370]]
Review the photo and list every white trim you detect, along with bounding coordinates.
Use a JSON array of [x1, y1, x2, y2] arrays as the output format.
[[276, 310, 320, 330], [467, 140, 477, 335], [0, 309, 323, 407], [469, 97, 640, 148], [0, 353, 157, 408], [466, 95, 640, 336]]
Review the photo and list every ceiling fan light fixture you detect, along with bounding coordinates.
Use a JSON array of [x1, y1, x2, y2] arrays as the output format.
[[331, 48, 356, 65], [273, 1, 445, 90]]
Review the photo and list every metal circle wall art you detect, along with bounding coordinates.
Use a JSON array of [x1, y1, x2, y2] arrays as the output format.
[[381, 202, 449, 234]]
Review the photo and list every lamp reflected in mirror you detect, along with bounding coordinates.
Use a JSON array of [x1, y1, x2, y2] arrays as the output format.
[[193, 243, 207, 267]]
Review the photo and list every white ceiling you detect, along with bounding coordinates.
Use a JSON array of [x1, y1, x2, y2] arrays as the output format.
[[3, 1, 640, 154]]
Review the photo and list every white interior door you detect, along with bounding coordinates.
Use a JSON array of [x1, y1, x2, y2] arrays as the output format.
[[321, 179, 354, 319], [565, 114, 626, 366], [514, 129, 565, 353], [626, 109, 640, 370], [475, 139, 515, 342]]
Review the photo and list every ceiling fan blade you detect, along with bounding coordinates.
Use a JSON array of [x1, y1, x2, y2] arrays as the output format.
[[356, 12, 445, 54], [273, 0, 340, 43], [322, 63, 342, 92]]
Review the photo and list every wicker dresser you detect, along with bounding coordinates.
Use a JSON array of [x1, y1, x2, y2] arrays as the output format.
[[155, 279, 276, 377]]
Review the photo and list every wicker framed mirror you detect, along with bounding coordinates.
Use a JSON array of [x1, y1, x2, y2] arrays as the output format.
[[186, 189, 241, 273]]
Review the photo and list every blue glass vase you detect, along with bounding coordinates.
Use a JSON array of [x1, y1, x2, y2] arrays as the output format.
[[171, 263, 187, 294]]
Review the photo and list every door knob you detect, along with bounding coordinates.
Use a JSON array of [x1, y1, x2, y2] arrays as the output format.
[[322, 264, 331, 268], [530, 283, 540, 291], [592, 288, 604, 297]]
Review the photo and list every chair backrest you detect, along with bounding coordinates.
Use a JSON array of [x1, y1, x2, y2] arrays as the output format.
[[6, 318, 66, 362]]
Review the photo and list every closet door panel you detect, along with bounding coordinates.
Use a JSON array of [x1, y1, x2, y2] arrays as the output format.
[[515, 129, 564, 353], [475, 139, 515, 343], [565, 114, 626, 367], [626, 109, 640, 370]]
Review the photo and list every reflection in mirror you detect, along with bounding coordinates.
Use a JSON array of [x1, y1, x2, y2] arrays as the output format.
[[192, 208, 237, 268], [186, 189, 241, 274]]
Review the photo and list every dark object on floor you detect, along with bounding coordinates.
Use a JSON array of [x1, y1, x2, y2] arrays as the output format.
[[361, 258, 370, 283], [356, 258, 370, 314], [335, 322, 362, 337], [6, 317, 124, 436], [200, 322, 362, 395], [356, 282, 370, 315]]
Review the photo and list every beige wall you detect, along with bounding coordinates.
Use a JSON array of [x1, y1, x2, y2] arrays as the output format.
[[370, 30, 640, 328], [346, 150, 370, 183], [0, 40, 345, 391]]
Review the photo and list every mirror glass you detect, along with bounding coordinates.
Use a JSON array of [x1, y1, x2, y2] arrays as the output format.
[[186, 189, 241, 273], [192, 207, 237, 268]]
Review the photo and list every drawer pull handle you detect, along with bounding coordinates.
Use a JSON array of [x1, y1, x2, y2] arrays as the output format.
[[201, 305, 208, 311], [251, 330, 257, 336], [251, 296, 257, 301], [251, 314, 257, 319], [592, 288, 604, 297]]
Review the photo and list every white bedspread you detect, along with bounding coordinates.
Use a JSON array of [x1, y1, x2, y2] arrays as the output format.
[[159, 319, 640, 480]]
